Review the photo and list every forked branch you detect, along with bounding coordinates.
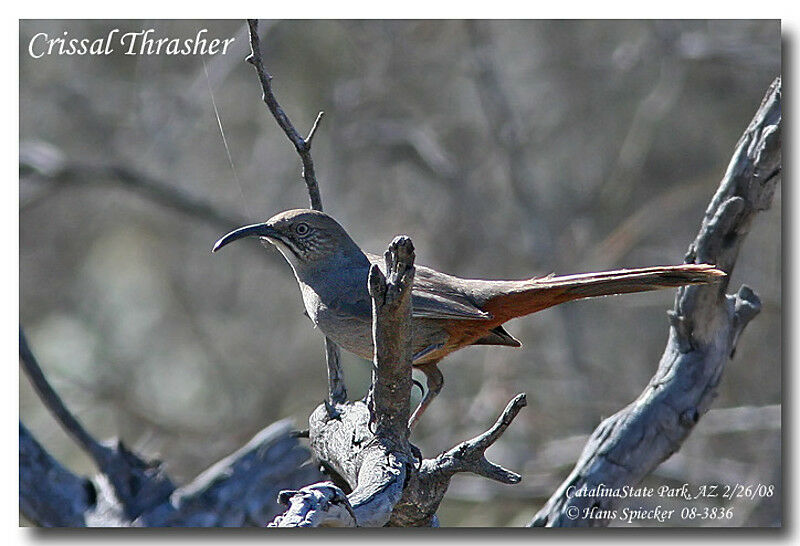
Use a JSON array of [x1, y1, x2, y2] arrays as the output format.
[[245, 18, 324, 212]]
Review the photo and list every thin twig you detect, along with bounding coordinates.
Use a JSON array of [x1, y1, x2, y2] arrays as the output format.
[[20, 153, 247, 231], [245, 18, 344, 405], [19, 328, 109, 466], [245, 19, 323, 212], [306, 111, 326, 145]]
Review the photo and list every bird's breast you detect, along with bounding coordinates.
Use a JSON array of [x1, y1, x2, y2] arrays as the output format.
[[296, 280, 375, 360], [299, 282, 324, 324]]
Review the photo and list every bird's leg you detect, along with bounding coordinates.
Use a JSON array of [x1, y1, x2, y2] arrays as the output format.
[[408, 361, 444, 430]]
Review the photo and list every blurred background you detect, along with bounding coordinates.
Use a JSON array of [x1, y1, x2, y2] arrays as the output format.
[[19, 20, 781, 526]]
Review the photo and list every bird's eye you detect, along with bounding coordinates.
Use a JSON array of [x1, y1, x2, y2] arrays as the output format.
[[295, 223, 310, 236]]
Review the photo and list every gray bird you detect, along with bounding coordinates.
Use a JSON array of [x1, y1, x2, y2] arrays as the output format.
[[213, 209, 724, 427]]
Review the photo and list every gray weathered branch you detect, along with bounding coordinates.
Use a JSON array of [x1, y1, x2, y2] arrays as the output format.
[[271, 237, 527, 527], [367, 237, 416, 444], [19, 329, 324, 526], [147, 420, 325, 526], [530, 76, 781, 527], [19, 422, 95, 527], [272, 236, 417, 527], [20, 415, 323, 526], [20, 328, 175, 521], [392, 393, 527, 527]]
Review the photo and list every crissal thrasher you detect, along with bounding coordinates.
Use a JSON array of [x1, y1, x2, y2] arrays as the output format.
[[213, 209, 725, 428]]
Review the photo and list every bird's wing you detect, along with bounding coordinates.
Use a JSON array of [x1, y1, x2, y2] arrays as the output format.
[[328, 297, 372, 322], [365, 253, 492, 321], [410, 264, 492, 320], [328, 284, 491, 321], [410, 290, 491, 320]]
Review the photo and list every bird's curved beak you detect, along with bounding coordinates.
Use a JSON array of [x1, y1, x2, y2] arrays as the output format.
[[212, 223, 280, 253]]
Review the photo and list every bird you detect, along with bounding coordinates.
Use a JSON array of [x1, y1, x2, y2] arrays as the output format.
[[212, 208, 725, 428]]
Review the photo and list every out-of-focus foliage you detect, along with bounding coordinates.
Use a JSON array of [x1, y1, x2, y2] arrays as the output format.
[[20, 20, 780, 527]]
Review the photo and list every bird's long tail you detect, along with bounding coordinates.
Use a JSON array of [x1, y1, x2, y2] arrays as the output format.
[[481, 264, 725, 322]]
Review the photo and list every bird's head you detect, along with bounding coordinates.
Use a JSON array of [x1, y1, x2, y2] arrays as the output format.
[[212, 209, 366, 270]]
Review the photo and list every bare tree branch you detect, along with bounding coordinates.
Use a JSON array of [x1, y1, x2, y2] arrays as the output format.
[[19, 148, 248, 230], [390, 394, 527, 527], [245, 19, 324, 212], [151, 420, 325, 526], [273, 237, 418, 527], [20, 415, 324, 526], [272, 482, 357, 527], [367, 237, 416, 444], [530, 76, 781, 527], [19, 422, 95, 527], [20, 332, 324, 527], [20, 328, 175, 521], [20, 329, 107, 467], [271, 237, 527, 527], [244, 19, 345, 408], [424, 393, 527, 484]]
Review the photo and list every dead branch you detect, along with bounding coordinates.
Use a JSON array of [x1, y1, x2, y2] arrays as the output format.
[[20, 328, 323, 526], [271, 237, 527, 527], [19, 422, 96, 527], [244, 18, 345, 407], [530, 76, 781, 527], [271, 236, 417, 527], [245, 19, 323, 212], [392, 393, 527, 527], [152, 420, 325, 526], [19, 328, 175, 521], [19, 145, 247, 230]]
